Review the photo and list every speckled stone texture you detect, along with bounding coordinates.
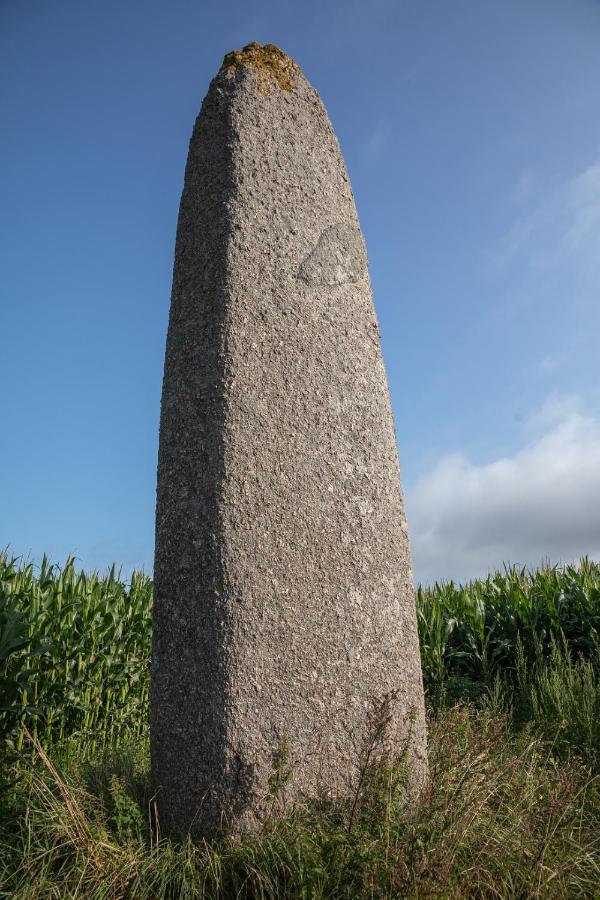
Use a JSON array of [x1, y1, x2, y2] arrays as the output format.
[[151, 44, 426, 839]]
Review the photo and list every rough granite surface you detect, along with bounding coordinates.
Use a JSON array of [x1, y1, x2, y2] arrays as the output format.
[[151, 43, 427, 839]]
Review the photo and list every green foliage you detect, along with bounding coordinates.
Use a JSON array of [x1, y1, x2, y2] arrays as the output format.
[[417, 559, 600, 771], [515, 638, 600, 769], [1, 551, 599, 895], [267, 736, 292, 805], [3, 552, 599, 765], [417, 557, 600, 707], [0, 594, 31, 742], [0, 552, 152, 757], [108, 775, 145, 843]]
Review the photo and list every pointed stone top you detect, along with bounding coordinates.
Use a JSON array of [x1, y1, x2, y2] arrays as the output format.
[[221, 41, 301, 93]]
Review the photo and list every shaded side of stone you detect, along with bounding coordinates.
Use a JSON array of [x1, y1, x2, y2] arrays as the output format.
[[151, 75, 242, 837]]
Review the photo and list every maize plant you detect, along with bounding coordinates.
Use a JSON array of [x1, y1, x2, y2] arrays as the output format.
[[0, 553, 152, 757], [2, 552, 599, 755]]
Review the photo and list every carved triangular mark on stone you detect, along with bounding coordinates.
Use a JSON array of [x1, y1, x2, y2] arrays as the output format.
[[297, 224, 367, 286]]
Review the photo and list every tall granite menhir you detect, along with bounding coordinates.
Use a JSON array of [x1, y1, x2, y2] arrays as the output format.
[[152, 43, 426, 838]]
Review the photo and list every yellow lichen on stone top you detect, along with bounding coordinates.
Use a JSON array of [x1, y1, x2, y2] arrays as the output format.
[[222, 42, 300, 93]]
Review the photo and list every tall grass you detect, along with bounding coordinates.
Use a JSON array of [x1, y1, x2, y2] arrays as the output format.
[[1, 706, 597, 898], [515, 638, 600, 770]]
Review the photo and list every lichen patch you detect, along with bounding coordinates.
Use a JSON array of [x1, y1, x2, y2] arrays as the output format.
[[222, 41, 300, 93]]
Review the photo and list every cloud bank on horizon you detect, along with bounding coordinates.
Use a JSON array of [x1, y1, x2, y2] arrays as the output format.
[[406, 393, 600, 586]]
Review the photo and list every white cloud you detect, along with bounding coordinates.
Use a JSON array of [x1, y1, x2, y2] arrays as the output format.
[[406, 395, 600, 586], [524, 392, 583, 433]]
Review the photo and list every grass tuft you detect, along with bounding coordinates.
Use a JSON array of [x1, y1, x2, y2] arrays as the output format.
[[0, 707, 597, 898]]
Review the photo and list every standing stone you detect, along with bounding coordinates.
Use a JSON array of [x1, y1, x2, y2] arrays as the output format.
[[152, 42, 426, 839]]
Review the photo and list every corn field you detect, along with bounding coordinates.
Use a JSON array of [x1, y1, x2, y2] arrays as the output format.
[[0, 554, 151, 757], [1, 552, 599, 758], [417, 558, 600, 702]]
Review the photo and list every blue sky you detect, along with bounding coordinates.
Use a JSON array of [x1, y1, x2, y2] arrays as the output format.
[[2, 0, 600, 585]]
